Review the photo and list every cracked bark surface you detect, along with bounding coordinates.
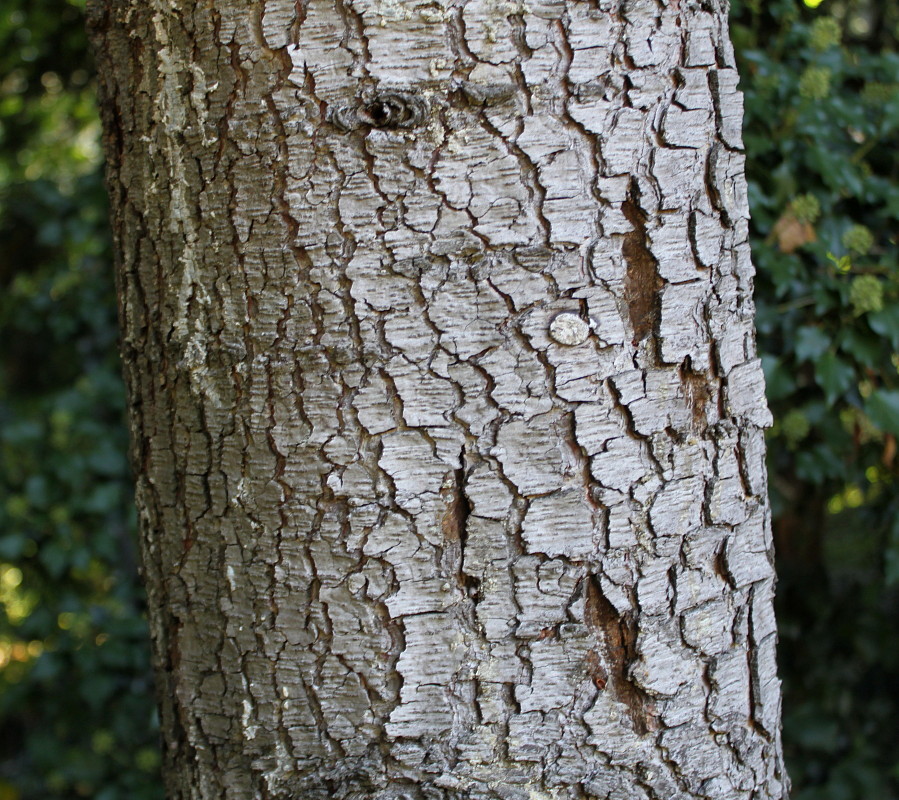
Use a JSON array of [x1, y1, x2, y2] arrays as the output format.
[[88, 0, 787, 797]]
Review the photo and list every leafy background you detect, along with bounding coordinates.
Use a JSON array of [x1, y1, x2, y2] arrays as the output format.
[[0, 0, 897, 798]]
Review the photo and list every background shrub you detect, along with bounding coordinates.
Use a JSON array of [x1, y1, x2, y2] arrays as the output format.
[[733, 0, 899, 797], [0, 2, 160, 798]]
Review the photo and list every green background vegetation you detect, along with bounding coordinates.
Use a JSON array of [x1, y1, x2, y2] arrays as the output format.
[[1, 0, 898, 797]]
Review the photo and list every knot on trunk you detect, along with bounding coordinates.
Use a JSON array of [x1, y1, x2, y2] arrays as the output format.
[[331, 91, 426, 132]]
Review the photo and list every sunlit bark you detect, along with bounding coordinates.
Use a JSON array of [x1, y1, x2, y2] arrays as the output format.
[[89, 0, 787, 797]]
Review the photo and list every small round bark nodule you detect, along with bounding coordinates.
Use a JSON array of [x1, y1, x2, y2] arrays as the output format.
[[88, 0, 788, 798], [548, 312, 592, 346]]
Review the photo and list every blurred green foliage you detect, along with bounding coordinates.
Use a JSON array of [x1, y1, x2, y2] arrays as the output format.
[[0, 0, 897, 798], [732, 0, 899, 797], [0, 0, 161, 798]]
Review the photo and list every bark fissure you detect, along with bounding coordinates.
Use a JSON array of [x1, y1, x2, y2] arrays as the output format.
[[584, 575, 656, 736], [622, 190, 663, 348]]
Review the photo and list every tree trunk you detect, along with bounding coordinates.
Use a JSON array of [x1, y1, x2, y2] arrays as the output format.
[[88, 0, 787, 797]]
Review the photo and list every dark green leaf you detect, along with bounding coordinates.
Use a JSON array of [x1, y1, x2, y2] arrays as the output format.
[[815, 352, 855, 405], [795, 326, 832, 362], [868, 309, 899, 351], [761, 354, 796, 401], [866, 389, 899, 435]]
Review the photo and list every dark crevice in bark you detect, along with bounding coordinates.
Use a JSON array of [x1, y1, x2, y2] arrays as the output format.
[[442, 467, 479, 601], [621, 181, 663, 348], [705, 142, 733, 228], [734, 431, 755, 499], [288, 0, 307, 43], [679, 355, 711, 432], [713, 537, 731, 587], [686, 208, 713, 271], [584, 575, 657, 736]]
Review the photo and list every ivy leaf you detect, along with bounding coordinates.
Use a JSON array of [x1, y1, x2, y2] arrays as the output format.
[[814, 351, 854, 405], [838, 328, 883, 368], [866, 389, 899, 435], [795, 442, 844, 483], [795, 326, 832, 362], [761, 354, 796, 401], [868, 310, 899, 351], [39, 541, 70, 578]]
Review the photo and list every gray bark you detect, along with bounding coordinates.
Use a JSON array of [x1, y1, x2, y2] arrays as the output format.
[[88, 0, 787, 797]]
